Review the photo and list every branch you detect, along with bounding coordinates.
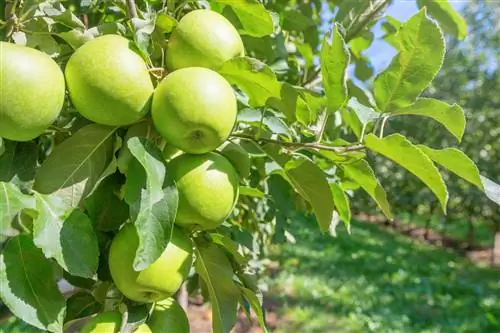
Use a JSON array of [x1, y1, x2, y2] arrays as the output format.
[[126, 0, 138, 19], [344, 0, 390, 42], [231, 133, 365, 154]]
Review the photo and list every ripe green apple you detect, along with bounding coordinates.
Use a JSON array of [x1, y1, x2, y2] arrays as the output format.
[[152, 67, 237, 154], [0, 42, 65, 141], [168, 152, 239, 229], [65, 35, 154, 126], [218, 141, 251, 178], [108, 224, 193, 303], [148, 298, 189, 333], [80, 311, 121, 333], [135, 324, 153, 333], [166, 9, 244, 71]]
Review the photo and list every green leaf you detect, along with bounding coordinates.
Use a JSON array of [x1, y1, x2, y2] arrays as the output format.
[[364, 134, 448, 211], [214, 0, 274, 37], [280, 156, 336, 232], [0, 235, 66, 332], [64, 292, 102, 324], [34, 124, 116, 207], [341, 159, 393, 219], [210, 233, 246, 266], [390, 98, 465, 142], [282, 9, 315, 31], [374, 9, 445, 112], [239, 287, 268, 333], [40, 2, 85, 29], [0, 182, 35, 237], [155, 13, 178, 33], [195, 242, 239, 333], [239, 186, 265, 198], [330, 182, 351, 229], [417, 146, 483, 190], [219, 57, 281, 107], [123, 137, 178, 271], [416, 0, 467, 40], [0, 141, 38, 187], [33, 194, 99, 278], [320, 24, 350, 112], [481, 176, 500, 206]]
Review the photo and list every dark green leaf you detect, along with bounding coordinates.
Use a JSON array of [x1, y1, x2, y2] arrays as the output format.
[[374, 10, 445, 112], [417, 146, 483, 190], [33, 194, 99, 278], [417, 0, 467, 40], [214, 0, 274, 37], [210, 233, 247, 266], [34, 124, 116, 207], [0, 141, 38, 187], [282, 9, 315, 31], [320, 24, 350, 112], [391, 98, 465, 142], [0, 235, 65, 332], [364, 134, 448, 211], [195, 242, 239, 333], [240, 287, 268, 332], [64, 292, 102, 324]]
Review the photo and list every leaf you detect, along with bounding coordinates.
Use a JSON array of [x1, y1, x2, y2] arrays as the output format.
[[64, 292, 102, 324], [282, 9, 315, 31], [33, 194, 99, 278], [417, 146, 483, 190], [391, 98, 465, 142], [0, 141, 38, 187], [320, 24, 350, 112], [123, 138, 178, 271], [341, 159, 393, 219], [210, 233, 247, 266], [155, 13, 178, 33], [330, 182, 351, 228], [239, 186, 265, 198], [0, 182, 35, 237], [195, 242, 239, 333], [364, 134, 448, 211], [0, 235, 66, 332], [214, 0, 273, 37], [219, 57, 281, 107], [240, 287, 268, 333], [416, 0, 467, 40], [481, 176, 500, 206], [40, 2, 85, 29], [374, 9, 445, 112], [34, 124, 116, 207], [348, 97, 379, 125]]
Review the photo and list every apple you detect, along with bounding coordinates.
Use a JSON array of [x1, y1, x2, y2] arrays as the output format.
[[152, 67, 237, 154], [108, 224, 193, 303], [166, 9, 244, 71], [0, 42, 65, 141], [148, 298, 189, 333], [168, 152, 239, 229], [218, 141, 251, 178], [65, 35, 154, 126], [80, 311, 152, 333]]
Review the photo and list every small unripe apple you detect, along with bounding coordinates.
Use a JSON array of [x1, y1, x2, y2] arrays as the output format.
[[108, 224, 193, 303], [0, 42, 65, 141], [166, 9, 244, 71], [148, 298, 189, 333], [152, 67, 237, 154], [168, 152, 239, 230], [65, 35, 154, 126]]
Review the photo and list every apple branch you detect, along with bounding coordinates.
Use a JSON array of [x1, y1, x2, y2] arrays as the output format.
[[231, 133, 365, 154]]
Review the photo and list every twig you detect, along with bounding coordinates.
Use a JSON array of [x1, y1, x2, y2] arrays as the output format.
[[4, 0, 20, 39], [344, 0, 390, 42], [315, 111, 329, 143], [231, 133, 365, 154], [379, 115, 389, 138], [126, 0, 138, 19]]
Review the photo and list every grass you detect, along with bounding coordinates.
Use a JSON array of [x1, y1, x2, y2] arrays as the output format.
[[267, 214, 500, 333]]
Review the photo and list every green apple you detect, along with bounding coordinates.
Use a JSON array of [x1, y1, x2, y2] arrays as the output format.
[[217, 141, 251, 178], [108, 224, 193, 303], [0, 42, 65, 141], [152, 67, 237, 154], [162, 144, 182, 161], [65, 35, 154, 126], [135, 324, 153, 333], [148, 298, 189, 333], [168, 152, 239, 229], [166, 9, 244, 71], [80, 311, 121, 333]]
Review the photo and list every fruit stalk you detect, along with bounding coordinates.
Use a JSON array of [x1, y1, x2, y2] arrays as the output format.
[[231, 133, 365, 154]]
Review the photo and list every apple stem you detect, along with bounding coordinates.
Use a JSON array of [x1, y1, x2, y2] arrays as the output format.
[[231, 133, 365, 154]]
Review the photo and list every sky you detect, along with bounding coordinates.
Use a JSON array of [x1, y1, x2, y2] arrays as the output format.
[[367, 1, 467, 73]]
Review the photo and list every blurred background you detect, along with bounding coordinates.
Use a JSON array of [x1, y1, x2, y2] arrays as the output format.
[[1, 1, 499, 332]]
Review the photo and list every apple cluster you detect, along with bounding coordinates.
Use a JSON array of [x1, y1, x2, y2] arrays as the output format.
[[0, 9, 247, 331]]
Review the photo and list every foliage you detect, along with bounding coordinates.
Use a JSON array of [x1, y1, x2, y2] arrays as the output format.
[[0, 0, 499, 332]]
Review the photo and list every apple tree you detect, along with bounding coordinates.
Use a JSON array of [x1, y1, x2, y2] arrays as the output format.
[[1, 0, 499, 332]]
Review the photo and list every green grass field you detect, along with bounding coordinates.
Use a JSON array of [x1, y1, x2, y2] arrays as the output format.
[[267, 215, 500, 333]]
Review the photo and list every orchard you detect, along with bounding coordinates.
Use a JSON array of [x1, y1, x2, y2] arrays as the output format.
[[0, 1, 499, 333]]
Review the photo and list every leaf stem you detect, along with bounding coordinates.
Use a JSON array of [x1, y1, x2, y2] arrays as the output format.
[[126, 0, 138, 19], [231, 133, 365, 154]]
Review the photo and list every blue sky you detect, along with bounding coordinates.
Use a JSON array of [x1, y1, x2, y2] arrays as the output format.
[[367, 1, 466, 73]]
